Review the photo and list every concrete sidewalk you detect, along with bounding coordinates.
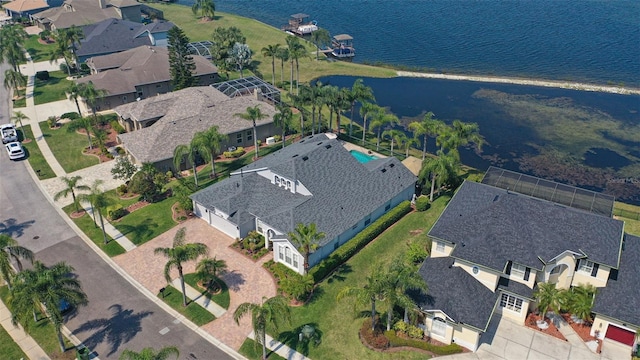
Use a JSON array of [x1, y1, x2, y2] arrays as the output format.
[[83, 204, 137, 251], [170, 278, 226, 317], [0, 296, 50, 360], [248, 331, 311, 360]]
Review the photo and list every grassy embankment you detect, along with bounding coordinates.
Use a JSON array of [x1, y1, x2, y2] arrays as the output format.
[[19, 125, 56, 179], [40, 124, 99, 173]]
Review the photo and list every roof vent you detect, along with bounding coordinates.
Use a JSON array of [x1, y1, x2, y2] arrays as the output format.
[[389, 163, 395, 168], [493, 195, 499, 202], [292, 154, 299, 158], [381, 168, 387, 173], [325, 144, 331, 149], [302, 156, 309, 161], [317, 142, 323, 145]]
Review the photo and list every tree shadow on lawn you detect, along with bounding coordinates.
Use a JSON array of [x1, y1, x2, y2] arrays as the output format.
[[325, 263, 352, 284], [71, 304, 153, 357], [276, 322, 323, 356], [220, 270, 245, 292], [0, 218, 36, 238], [115, 218, 158, 245]]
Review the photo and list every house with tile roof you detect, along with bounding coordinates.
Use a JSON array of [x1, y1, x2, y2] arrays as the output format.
[[115, 85, 278, 171], [31, 0, 141, 30], [410, 169, 638, 352], [76, 45, 218, 112], [76, 18, 174, 63], [190, 133, 418, 275], [2, 0, 53, 20]]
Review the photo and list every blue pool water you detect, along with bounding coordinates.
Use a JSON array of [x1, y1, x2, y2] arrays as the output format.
[[350, 150, 378, 164]]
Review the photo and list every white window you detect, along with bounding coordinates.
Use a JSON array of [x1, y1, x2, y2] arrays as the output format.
[[287, 181, 291, 189], [285, 247, 291, 264], [293, 254, 298, 268], [275, 176, 280, 185], [431, 318, 447, 337], [246, 130, 253, 141], [278, 246, 284, 261], [578, 259, 594, 274], [500, 293, 523, 313], [511, 263, 526, 279], [435, 241, 445, 253]]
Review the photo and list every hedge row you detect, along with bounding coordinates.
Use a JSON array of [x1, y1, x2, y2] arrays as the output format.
[[309, 200, 412, 282], [384, 330, 464, 355]]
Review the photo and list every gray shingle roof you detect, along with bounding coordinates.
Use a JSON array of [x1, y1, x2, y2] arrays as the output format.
[[429, 181, 624, 271], [191, 134, 418, 245], [32, 0, 138, 29], [77, 19, 174, 58], [592, 234, 640, 327]]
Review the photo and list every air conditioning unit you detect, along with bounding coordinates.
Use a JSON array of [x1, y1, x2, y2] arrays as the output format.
[[266, 136, 276, 145]]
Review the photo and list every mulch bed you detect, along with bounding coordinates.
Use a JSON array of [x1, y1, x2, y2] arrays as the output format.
[[171, 202, 193, 223], [525, 313, 567, 342], [126, 200, 150, 213], [78, 124, 118, 162], [560, 313, 602, 353], [70, 210, 86, 219]]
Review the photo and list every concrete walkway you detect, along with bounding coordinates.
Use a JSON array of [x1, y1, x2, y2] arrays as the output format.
[[83, 205, 137, 251], [0, 296, 50, 360], [248, 331, 311, 360], [170, 278, 226, 317]]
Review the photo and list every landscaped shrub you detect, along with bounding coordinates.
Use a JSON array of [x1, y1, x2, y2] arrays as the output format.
[[47, 116, 58, 128], [385, 330, 463, 355], [106, 204, 127, 220], [273, 134, 282, 142], [110, 120, 126, 134], [406, 324, 424, 339], [415, 196, 430, 211], [116, 147, 125, 155], [309, 201, 412, 282], [116, 184, 128, 196], [60, 112, 80, 120], [59, 63, 69, 74], [223, 147, 245, 158], [404, 239, 429, 265], [242, 231, 265, 252], [35, 70, 49, 80]]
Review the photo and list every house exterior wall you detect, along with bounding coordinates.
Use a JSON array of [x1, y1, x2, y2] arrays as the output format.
[[430, 239, 454, 258], [149, 32, 169, 47], [193, 201, 240, 239], [451, 323, 482, 352], [454, 259, 500, 291], [118, 5, 141, 22], [422, 311, 482, 351], [571, 263, 610, 288], [542, 253, 577, 289], [273, 240, 303, 273], [505, 264, 537, 289], [424, 311, 455, 345], [497, 294, 529, 324]]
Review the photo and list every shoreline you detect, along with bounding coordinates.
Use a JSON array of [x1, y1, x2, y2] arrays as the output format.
[[396, 71, 640, 95]]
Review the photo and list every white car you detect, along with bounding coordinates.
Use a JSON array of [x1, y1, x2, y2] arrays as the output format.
[[5, 141, 25, 160], [1, 123, 18, 144]]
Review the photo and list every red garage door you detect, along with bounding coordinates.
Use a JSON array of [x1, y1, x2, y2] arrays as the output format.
[[605, 324, 635, 346]]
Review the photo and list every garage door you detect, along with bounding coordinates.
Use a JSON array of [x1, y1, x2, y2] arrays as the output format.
[[605, 324, 635, 346]]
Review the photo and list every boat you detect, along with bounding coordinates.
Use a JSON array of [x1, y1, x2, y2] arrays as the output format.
[[282, 13, 319, 36], [330, 34, 355, 59]]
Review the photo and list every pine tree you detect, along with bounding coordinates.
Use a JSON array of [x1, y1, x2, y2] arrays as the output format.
[[168, 27, 196, 90]]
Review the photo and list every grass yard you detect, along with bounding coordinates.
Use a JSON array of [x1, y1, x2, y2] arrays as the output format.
[[614, 201, 640, 236], [33, 71, 72, 105], [40, 123, 99, 173], [113, 195, 177, 245], [239, 339, 286, 360], [18, 125, 57, 179], [0, 319, 28, 360], [183, 273, 231, 309], [23, 35, 55, 63], [157, 285, 215, 326], [62, 203, 126, 257]]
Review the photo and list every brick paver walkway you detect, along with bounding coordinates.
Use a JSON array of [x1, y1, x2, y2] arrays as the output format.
[[113, 219, 277, 350]]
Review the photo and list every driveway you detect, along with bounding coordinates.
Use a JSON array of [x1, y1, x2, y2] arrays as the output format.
[[443, 317, 630, 360], [113, 219, 277, 350]]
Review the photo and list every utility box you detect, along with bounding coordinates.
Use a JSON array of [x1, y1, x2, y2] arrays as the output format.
[[266, 136, 276, 145], [76, 345, 90, 360]]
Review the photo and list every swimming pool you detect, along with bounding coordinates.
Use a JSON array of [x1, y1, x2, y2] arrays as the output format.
[[350, 150, 378, 164]]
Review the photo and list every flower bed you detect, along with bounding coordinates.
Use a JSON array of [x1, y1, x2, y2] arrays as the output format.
[[231, 231, 269, 260], [525, 313, 567, 342]]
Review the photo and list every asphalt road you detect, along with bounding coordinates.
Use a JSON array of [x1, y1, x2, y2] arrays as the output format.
[[0, 71, 234, 359]]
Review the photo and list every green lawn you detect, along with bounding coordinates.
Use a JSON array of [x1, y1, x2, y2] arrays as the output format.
[[62, 203, 126, 257], [239, 339, 286, 360], [40, 123, 99, 173], [18, 125, 56, 179], [183, 273, 230, 309], [0, 319, 28, 360], [0, 287, 74, 358], [33, 71, 72, 105], [23, 35, 56, 63], [614, 201, 640, 236], [113, 195, 177, 245], [157, 285, 216, 326]]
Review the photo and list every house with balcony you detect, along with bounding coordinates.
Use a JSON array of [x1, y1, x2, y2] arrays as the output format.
[[190, 133, 418, 275], [410, 167, 638, 352]]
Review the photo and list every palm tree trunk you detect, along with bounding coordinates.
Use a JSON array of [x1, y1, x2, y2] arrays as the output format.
[[311, 106, 316, 136], [371, 299, 376, 331], [192, 163, 199, 189], [328, 108, 333, 132], [56, 328, 66, 352], [349, 104, 355, 137], [295, 61, 300, 95], [390, 140, 395, 155], [253, 122, 259, 160], [300, 108, 305, 138], [422, 135, 427, 161], [404, 308, 408, 323], [98, 208, 107, 245], [387, 306, 393, 331], [33, 309, 38, 322], [430, 174, 436, 202], [362, 117, 367, 145], [336, 109, 341, 134], [280, 59, 284, 84], [377, 129, 381, 151], [74, 98, 82, 115], [210, 159, 216, 178], [261, 332, 267, 360], [282, 128, 286, 149], [179, 267, 188, 307], [289, 61, 294, 93], [85, 126, 93, 150], [71, 192, 78, 212], [271, 57, 275, 85]]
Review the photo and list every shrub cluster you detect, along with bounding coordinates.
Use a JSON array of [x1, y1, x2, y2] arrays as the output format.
[[35, 70, 49, 80], [223, 147, 245, 158], [60, 112, 80, 120], [106, 204, 127, 220], [273, 134, 282, 142], [384, 330, 463, 355], [415, 196, 430, 211], [309, 201, 411, 282], [110, 120, 126, 134], [393, 321, 424, 339]]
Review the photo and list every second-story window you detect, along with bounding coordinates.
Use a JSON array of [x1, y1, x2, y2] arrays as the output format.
[[511, 263, 527, 279], [578, 259, 599, 277], [436, 241, 445, 253]]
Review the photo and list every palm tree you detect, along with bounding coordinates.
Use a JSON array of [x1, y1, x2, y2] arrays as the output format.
[[78, 180, 111, 245], [11, 111, 29, 141], [533, 282, 563, 322], [119, 346, 179, 360], [437, 120, 485, 158], [337, 266, 386, 331], [92, 126, 108, 151], [287, 92, 306, 138], [3, 69, 26, 99], [408, 112, 445, 161], [173, 139, 201, 189], [286, 36, 306, 94], [78, 81, 107, 121], [567, 284, 596, 323], [288, 223, 325, 274], [229, 42, 252, 78], [233, 296, 291, 360], [381, 256, 427, 330], [273, 103, 293, 149], [370, 110, 399, 151], [10, 261, 88, 352], [261, 44, 281, 85], [310, 28, 330, 60], [322, 85, 339, 131], [235, 105, 268, 160], [0, 234, 34, 290], [193, 126, 228, 179], [67, 116, 95, 149], [300, 81, 324, 135], [192, 0, 215, 20], [275, 47, 289, 86], [419, 150, 461, 201], [67, 82, 84, 115], [382, 129, 407, 156], [0, 24, 28, 73], [194, 257, 227, 291], [54, 175, 90, 213], [333, 87, 351, 133], [61, 25, 83, 65], [49, 32, 73, 76], [347, 79, 375, 137], [154, 227, 208, 307], [359, 102, 382, 145]]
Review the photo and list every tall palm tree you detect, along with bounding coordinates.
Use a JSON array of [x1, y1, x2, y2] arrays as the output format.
[[408, 112, 445, 161], [54, 175, 90, 213], [0, 234, 34, 290], [381, 256, 427, 330], [322, 85, 339, 131], [233, 296, 291, 360], [419, 150, 461, 201], [119, 346, 179, 360], [67, 116, 95, 149], [193, 126, 228, 179], [333, 87, 351, 134], [286, 92, 306, 138], [67, 82, 84, 115], [288, 223, 325, 274], [359, 102, 382, 145], [173, 138, 201, 189], [567, 284, 596, 323], [3, 69, 26, 99], [438, 119, 485, 157], [10, 261, 88, 352], [0, 24, 28, 73], [234, 105, 268, 160], [261, 44, 281, 85], [533, 282, 563, 322], [337, 266, 386, 331], [286, 36, 306, 94], [49, 32, 73, 76], [192, 0, 215, 20], [194, 257, 227, 291], [154, 227, 208, 307], [370, 110, 399, 151], [273, 103, 293, 149], [11, 111, 29, 141], [300, 81, 324, 135], [310, 28, 330, 60], [347, 79, 375, 137], [61, 25, 84, 65], [78, 81, 107, 121], [275, 47, 289, 86], [78, 180, 111, 245], [382, 129, 407, 156]]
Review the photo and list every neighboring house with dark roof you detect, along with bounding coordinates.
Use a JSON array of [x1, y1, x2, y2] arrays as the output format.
[[190, 133, 418, 275], [115, 85, 278, 171], [76, 18, 174, 63], [31, 0, 140, 30], [75, 46, 218, 112], [410, 175, 636, 352], [3, 0, 54, 19]]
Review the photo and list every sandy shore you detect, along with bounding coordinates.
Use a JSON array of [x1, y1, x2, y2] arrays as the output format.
[[397, 71, 640, 95]]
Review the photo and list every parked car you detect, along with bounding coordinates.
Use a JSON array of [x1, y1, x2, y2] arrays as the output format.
[[5, 141, 25, 160], [1, 123, 18, 144]]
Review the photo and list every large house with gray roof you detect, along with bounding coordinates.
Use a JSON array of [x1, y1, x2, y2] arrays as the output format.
[[190, 133, 418, 275], [76, 18, 174, 63], [412, 168, 639, 352], [115, 85, 277, 171], [31, 0, 141, 30]]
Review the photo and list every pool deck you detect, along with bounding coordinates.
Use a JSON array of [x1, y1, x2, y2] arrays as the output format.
[[339, 141, 386, 158], [339, 139, 422, 176]]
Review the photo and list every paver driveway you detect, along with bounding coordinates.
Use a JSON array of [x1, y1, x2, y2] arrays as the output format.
[[113, 219, 277, 350]]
